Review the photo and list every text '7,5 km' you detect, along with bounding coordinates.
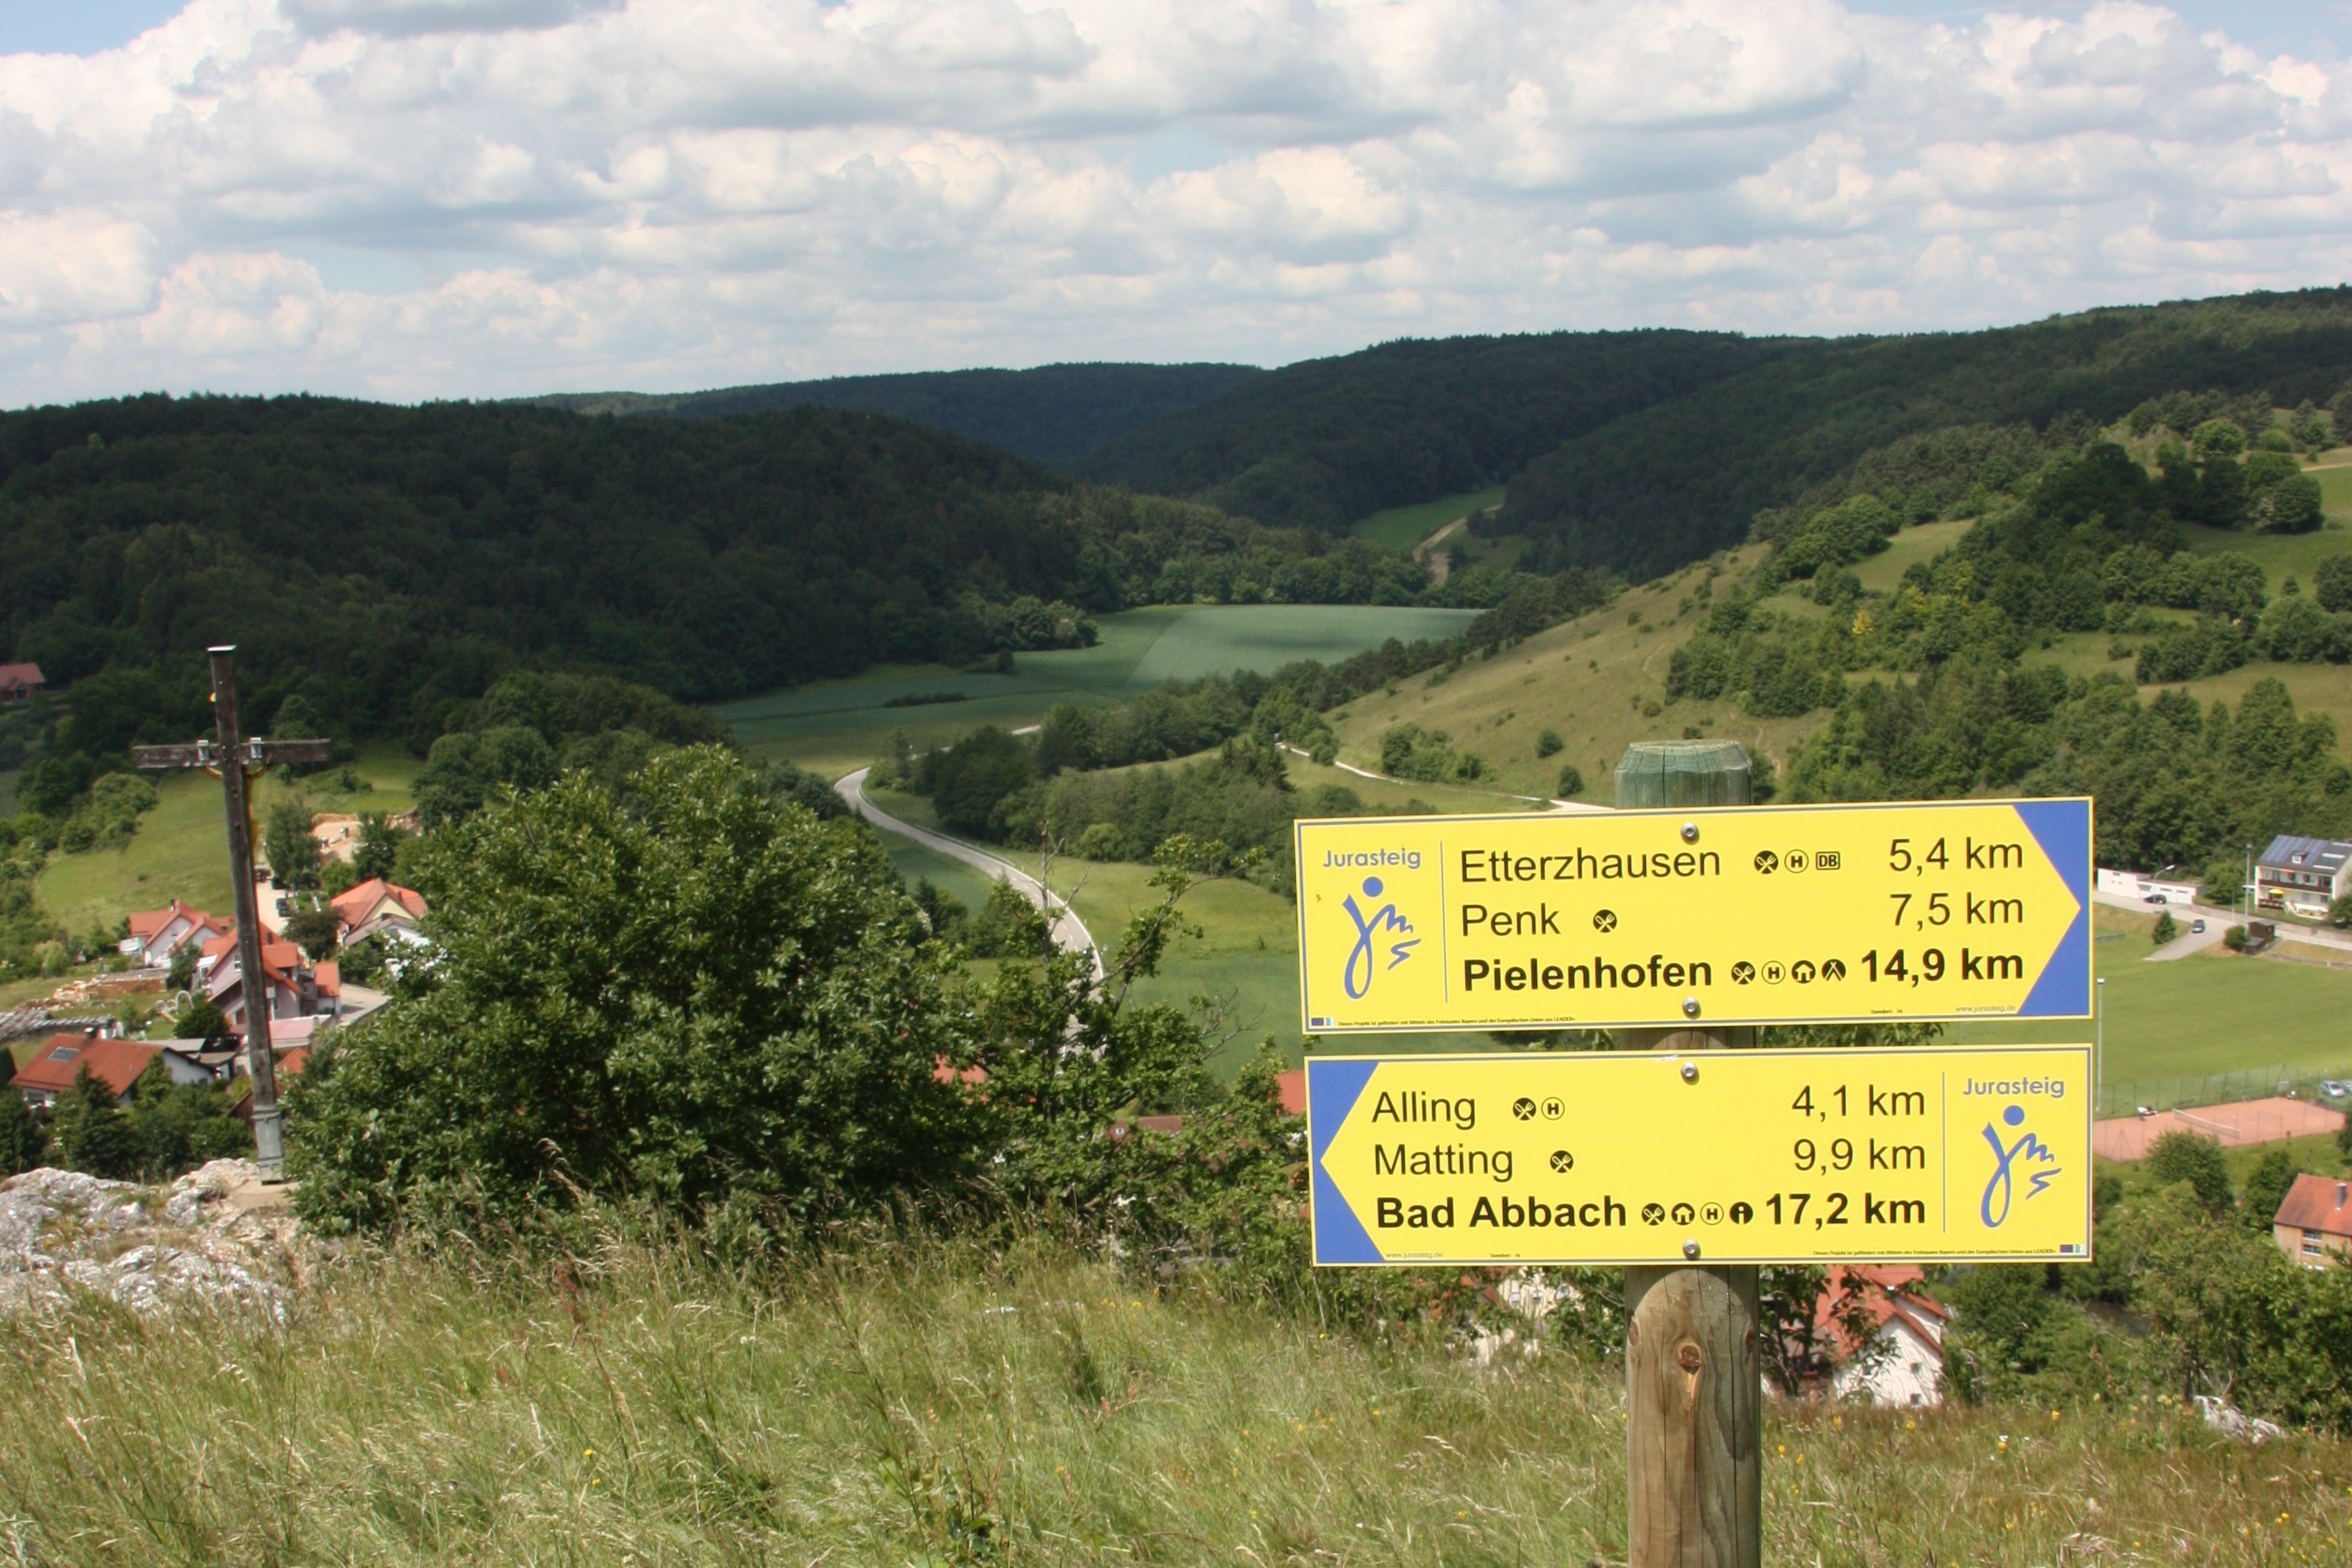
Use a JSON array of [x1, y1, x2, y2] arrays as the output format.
[[1293, 798, 2091, 1032]]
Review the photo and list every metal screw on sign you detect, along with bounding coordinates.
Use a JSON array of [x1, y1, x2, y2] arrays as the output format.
[[1682, 1239, 1701, 1260], [1682, 995, 1700, 1018], [1680, 1061, 1699, 1082], [1681, 822, 1700, 842]]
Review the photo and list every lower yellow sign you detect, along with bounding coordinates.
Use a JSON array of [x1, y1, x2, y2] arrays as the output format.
[[1306, 1046, 2092, 1266]]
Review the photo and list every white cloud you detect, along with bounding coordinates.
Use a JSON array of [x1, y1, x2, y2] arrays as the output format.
[[0, 0, 2347, 403]]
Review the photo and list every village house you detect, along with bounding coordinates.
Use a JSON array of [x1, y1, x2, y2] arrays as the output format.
[[0, 661, 44, 703], [200, 930, 340, 1028], [1811, 1265, 1951, 1408], [330, 878, 429, 947], [11, 1030, 208, 1107], [122, 900, 230, 969], [2273, 1174, 2352, 1267], [2254, 835, 2352, 920]]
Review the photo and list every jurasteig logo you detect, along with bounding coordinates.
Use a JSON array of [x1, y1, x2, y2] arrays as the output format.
[[1340, 876, 1420, 1000], [1980, 1103, 2060, 1229]]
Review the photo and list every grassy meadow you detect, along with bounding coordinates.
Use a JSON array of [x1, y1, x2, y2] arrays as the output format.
[[1321, 544, 1834, 802], [2, 1225, 2346, 1567], [724, 604, 1483, 782]]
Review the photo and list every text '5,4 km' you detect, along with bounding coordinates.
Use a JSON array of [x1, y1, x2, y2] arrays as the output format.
[[1294, 798, 2091, 1032], [1306, 1047, 2094, 1267]]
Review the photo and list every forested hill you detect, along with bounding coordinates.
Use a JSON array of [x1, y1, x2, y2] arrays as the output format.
[[528, 362, 1261, 469], [0, 394, 1302, 754], [1078, 329, 1785, 531], [1501, 288, 2352, 577]]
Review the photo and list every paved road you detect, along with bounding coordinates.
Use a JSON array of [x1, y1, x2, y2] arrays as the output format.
[[837, 767, 1103, 979], [2091, 888, 2352, 962]]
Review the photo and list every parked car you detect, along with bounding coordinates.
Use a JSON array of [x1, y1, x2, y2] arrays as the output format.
[[2144, 893, 2169, 904], [2322, 1080, 2350, 1099], [2191, 919, 2206, 934]]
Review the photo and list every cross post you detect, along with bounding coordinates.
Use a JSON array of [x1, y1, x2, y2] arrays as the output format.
[[131, 645, 330, 1179]]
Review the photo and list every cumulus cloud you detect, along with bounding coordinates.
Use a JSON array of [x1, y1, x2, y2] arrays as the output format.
[[0, 0, 2346, 403]]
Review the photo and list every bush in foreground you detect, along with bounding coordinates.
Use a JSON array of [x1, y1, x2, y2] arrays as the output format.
[[287, 748, 990, 1229]]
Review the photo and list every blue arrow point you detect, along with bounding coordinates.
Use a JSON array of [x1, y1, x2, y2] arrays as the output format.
[[1306, 1059, 1385, 1264]]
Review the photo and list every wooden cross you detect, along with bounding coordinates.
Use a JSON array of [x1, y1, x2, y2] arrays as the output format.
[[131, 645, 330, 1178]]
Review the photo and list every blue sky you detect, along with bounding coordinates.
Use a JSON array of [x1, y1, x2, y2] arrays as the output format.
[[2, 1, 2349, 403]]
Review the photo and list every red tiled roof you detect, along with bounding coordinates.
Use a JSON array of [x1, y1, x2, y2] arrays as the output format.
[[1813, 1265, 1949, 1362], [2275, 1173, 2352, 1239], [128, 899, 219, 940], [12, 1035, 159, 1100], [0, 662, 45, 689], [1276, 1068, 1306, 1116], [330, 879, 427, 928]]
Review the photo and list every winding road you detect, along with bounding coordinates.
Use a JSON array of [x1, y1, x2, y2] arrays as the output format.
[[837, 767, 1104, 980]]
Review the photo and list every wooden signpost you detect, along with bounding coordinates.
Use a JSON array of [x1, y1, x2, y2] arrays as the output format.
[[131, 646, 330, 1179], [1297, 741, 2098, 1568]]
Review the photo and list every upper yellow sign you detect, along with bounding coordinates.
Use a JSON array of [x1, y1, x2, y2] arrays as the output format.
[[1306, 1046, 2094, 1266], [1294, 798, 2092, 1031]]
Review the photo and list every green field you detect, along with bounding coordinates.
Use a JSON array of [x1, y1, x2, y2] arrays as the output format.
[[724, 604, 1482, 781], [34, 746, 421, 936], [1349, 486, 1506, 552], [1946, 936, 2352, 1112]]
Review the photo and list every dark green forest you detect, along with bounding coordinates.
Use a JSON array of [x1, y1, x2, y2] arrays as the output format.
[[529, 362, 1260, 469], [0, 395, 1382, 772], [1082, 329, 1781, 531], [1500, 289, 2352, 576]]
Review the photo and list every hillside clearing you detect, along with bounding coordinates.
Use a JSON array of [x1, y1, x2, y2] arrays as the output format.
[[1349, 486, 1506, 552]]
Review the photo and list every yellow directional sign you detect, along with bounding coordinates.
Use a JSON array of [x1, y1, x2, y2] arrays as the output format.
[[1295, 798, 2091, 1032], [1306, 1046, 2093, 1266]]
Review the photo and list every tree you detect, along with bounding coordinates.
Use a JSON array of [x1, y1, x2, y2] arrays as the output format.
[[1556, 762, 1586, 797], [268, 693, 338, 775], [166, 942, 198, 995], [265, 795, 320, 891], [284, 906, 341, 963], [2145, 1130, 2234, 1208], [2331, 895, 2352, 931], [123, 1057, 250, 1180], [1536, 728, 1563, 757], [2315, 554, 2352, 614], [2151, 910, 2179, 946], [49, 1064, 135, 1179], [2224, 924, 2250, 952], [174, 996, 231, 1042], [352, 812, 409, 883], [2241, 1147, 2304, 1232], [964, 878, 1051, 959], [287, 748, 991, 1230], [0, 1053, 47, 1175], [918, 727, 1035, 838]]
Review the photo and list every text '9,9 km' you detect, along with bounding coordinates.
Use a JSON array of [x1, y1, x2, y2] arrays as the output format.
[[1306, 1047, 2094, 1267], [1294, 798, 2091, 1032]]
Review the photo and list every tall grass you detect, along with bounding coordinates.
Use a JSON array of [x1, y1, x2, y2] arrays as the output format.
[[3, 1225, 2348, 1565]]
